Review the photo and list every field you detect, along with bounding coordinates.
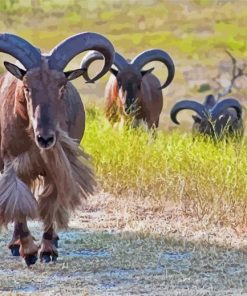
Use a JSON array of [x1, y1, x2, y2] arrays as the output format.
[[1, 0, 247, 295]]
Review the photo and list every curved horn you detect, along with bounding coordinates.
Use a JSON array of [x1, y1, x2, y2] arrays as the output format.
[[203, 94, 216, 110], [80, 51, 128, 82], [211, 98, 242, 120], [79, 51, 128, 72], [170, 100, 207, 125], [114, 52, 128, 70], [80, 50, 104, 81], [48, 32, 115, 82], [0, 33, 41, 69], [131, 49, 175, 89]]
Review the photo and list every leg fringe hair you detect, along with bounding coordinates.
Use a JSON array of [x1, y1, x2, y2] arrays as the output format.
[[38, 181, 69, 230], [0, 165, 38, 228]]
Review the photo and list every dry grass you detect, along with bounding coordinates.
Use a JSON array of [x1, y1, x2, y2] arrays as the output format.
[[1, 194, 247, 295]]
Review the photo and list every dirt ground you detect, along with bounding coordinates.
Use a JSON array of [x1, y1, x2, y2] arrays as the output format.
[[1, 192, 247, 296]]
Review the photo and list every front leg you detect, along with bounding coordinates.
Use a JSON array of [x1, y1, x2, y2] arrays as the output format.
[[40, 224, 58, 263], [38, 177, 60, 263], [8, 222, 21, 256], [11, 220, 39, 266]]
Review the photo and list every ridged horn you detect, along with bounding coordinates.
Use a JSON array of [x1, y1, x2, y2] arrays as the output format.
[[131, 49, 175, 89], [210, 98, 242, 120], [80, 51, 128, 82], [170, 100, 207, 124], [0, 33, 41, 69], [48, 32, 115, 82], [80, 50, 104, 81]]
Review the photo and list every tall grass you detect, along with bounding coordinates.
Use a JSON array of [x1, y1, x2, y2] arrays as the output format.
[[83, 106, 247, 226]]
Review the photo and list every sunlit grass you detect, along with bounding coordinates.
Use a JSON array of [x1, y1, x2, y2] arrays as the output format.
[[83, 106, 247, 225]]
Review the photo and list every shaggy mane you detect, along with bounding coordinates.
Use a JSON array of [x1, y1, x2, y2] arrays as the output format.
[[0, 127, 96, 230], [39, 128, 96, 229]]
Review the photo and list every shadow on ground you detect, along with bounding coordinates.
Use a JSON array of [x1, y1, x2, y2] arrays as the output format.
[[1, 222, 247, 296]]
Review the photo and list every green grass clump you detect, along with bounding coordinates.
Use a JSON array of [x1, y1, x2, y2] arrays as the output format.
[[83, 106, 247, 225]]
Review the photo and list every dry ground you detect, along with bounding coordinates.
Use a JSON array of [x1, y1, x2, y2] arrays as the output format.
[[1, 193, 247, 296]]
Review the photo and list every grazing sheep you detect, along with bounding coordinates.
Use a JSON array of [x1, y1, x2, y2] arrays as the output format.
[[170, 94, 243, 139]]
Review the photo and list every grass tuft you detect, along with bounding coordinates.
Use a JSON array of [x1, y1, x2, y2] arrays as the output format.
[[83, 106, 247, 226]]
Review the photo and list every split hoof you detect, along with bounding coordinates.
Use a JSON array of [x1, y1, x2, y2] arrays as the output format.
[[40, 252, 57, 263], [9, 244, 20, 256], [24, 254, 38, 266]]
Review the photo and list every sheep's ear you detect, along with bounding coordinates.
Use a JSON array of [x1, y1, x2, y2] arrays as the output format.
[[192, 115, 201, 123], [64, 68, 86, 81], [141, 67, 154, 76], [110, 68, 118, 77], [4, 61, 26, 80]]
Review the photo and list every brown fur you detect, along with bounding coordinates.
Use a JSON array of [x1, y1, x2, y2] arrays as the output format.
[[39, 129, 96, 229], [0, 165, 38, 227], [105, 69, 163, 128], [39, 238, 58, 257], [0, 59, 96, 231], [19, 235, 39, 257]]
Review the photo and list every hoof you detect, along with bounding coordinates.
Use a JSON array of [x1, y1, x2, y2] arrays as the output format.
[[41, 253, 51, 263], [52, 254, 58, 262], [25, 254, 38, 266], [40, 252, 58, 263], [9, 244, 20, 256]]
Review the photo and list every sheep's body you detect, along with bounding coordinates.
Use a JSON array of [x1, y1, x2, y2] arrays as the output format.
[[104, 69, 163, 128], [80, 50, 175, 128], [0, 32, 115, 266]]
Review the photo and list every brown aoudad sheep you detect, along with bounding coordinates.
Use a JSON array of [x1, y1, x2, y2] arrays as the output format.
[[0, 32, 115, 265], [170, 94, 243, 139], [80, 50, 175, 128]]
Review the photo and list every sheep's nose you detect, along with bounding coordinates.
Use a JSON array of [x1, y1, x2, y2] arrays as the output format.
[[36, 132, 56, 149]]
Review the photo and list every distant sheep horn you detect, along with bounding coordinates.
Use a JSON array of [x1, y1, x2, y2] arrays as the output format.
[[170, 100, 207, 124], [131, 49, 175, 89], [48, 32, 115, 82], [210, 98, 242, 120], [203, 94, 216, 110], [80, 51, 128, 82], [0, 33, 41, 69], [80, 50, 104, 82]]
